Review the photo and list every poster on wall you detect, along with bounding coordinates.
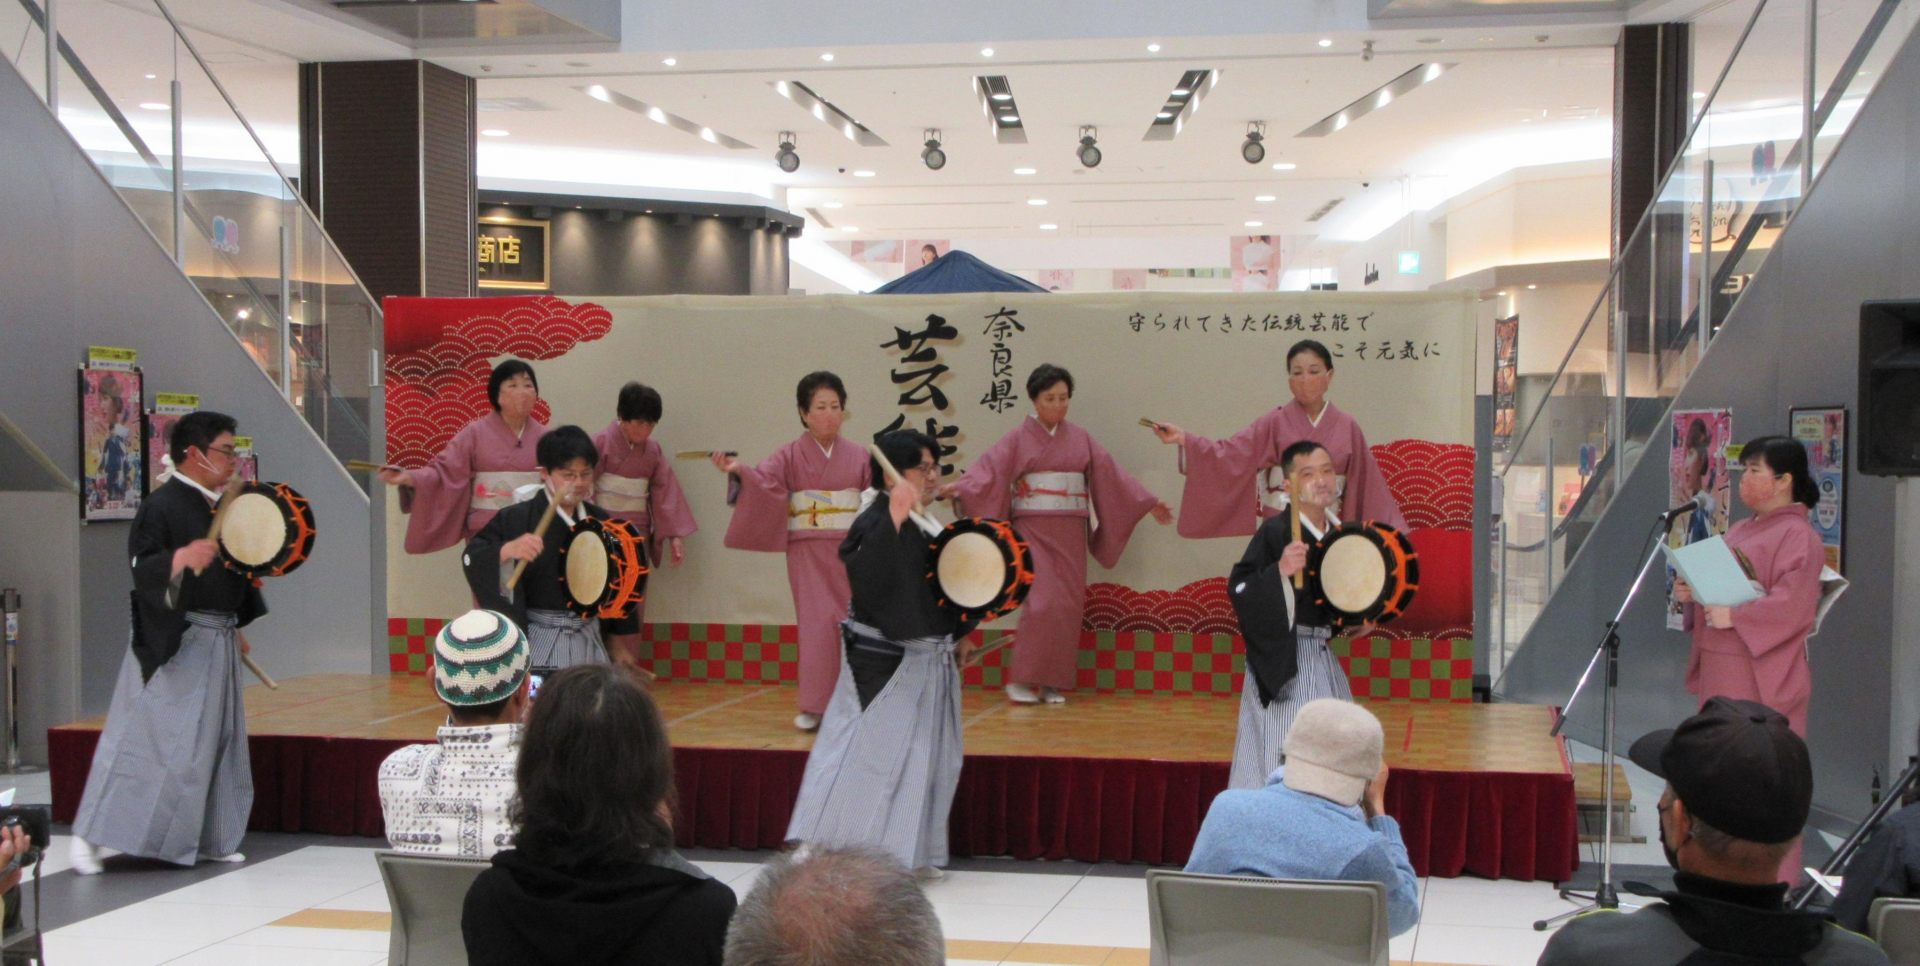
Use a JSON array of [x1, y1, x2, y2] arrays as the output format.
[[79, 346, 143, 521], [1666, 408, 1733, 629], [1035, 269, 1075, 291], [1790, 406, 1846, 573], [1112, 269, 1146, 291], [144, 391, 199, 494], [476, 216, 551, 291], [1230, 235, 1281, 292], [232, 435, 260, 484], [1492, 316, 1519, 451], [903, 239, 950, 271]]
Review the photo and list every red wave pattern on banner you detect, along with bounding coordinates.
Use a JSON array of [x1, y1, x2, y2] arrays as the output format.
[[1377, 439, 1475, 530], [383, 296, 613, 467]]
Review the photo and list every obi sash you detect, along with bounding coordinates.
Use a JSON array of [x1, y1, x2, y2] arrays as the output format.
[[1012, 471, 1090, 512], [472, 471, 541, 512], [787, 488, 862, 531], [594, 473, 651, 515]]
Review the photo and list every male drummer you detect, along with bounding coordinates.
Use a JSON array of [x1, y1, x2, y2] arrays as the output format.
[[1223, 440, 1360, 790], [72, 410, 265, 874], [463, 425, 619, 668]]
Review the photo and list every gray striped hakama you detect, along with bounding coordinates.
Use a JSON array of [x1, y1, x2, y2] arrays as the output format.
[[525, 609, 605, 668], [785, 620, 964, 871], [73, 612, 251, 866], [1228, 625, 1353, 790]]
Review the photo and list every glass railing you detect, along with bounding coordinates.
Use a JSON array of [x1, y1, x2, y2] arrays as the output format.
[[1490, 0, 1918, 683], [1, 0, 378, 479]]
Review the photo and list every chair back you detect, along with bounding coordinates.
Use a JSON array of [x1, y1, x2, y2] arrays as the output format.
[[376, 850, 491, 966], [1145, 869, 1388, 966], [1871, 897, 1920, 966]]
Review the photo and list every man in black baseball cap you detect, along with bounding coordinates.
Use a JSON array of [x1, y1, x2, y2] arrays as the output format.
[[1538, 698, 1887, 965]]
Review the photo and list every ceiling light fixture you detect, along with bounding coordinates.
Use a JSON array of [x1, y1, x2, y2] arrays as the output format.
[[852, 169, 876, 178], [1076, 126, 1102, 168], [774, 132, 800, 173], [1317, 38, 1333, 48], [976, 75, 1028, 144], [144, 73, 157, 79], [1027, 198, 1048, 206], [1145, 68, 1217, 140], [1272, 162, 1297, 171], [921, 129, 946, 170], [1296, 62, 1456, 137], [1255, 194, 1275, 202], [1241, 121, 1267, 164], [981, 47, 995, 57], [1245, 220, 1264, 228], [1013, 166, 1037, 175], [1039, 223, 1058, 230], [662, 57, 677, 66], [139, 102, 168, 111], [820, 52, 835, 62], [1147, 43, 1161, 52], [480, 128, 509, 137]]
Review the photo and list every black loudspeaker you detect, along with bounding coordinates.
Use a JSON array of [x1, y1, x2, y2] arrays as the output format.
[[1859, 300, 1920, 476]]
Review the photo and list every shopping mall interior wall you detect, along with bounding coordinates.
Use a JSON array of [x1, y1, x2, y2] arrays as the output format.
[[1498, 23, 1920, 829], [482, 204, 790, 295], [0, 63, 378, 742]]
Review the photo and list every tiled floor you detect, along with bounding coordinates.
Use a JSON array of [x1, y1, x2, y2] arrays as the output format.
[[1, 741, 1845, 966]]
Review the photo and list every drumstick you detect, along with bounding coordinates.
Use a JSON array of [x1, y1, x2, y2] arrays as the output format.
[[504, 495, 561, 592], [1288, 469, 1305, 590], [863, 443, 944, 534], [343, 459, 401, 474], [961, 633, 1015, 669], [241, 651, 279, 690], [167, 474, 245, 610], [1138, 417, 1162, 430], [675, 450, 738, 460]]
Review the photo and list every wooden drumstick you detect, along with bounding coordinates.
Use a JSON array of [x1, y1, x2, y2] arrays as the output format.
[[505, 495, 561, 592], [241, 651, 279, 690], [961, 633, 1016, 668], [675, 450, 737, 460], [1288, 469, 1305, 589], [343, 459, 400, 474], [863, 443, 944, 534]]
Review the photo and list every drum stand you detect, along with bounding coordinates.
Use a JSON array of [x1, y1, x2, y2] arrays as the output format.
[[1533, 512, 1672, 931]]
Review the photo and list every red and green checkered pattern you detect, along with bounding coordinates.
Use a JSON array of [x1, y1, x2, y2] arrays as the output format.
[[386, 618, 1475, 701]]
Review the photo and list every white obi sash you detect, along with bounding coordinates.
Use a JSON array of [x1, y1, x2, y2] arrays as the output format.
[[594, 473, 651, 514], [472, 471, 541, 512], [1012, 471, 1090, 512], [1260, 465, 1347, 512], [787, 489, 862, 531]]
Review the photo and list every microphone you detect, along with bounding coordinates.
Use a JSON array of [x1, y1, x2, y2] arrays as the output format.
[[1661, 491, 1707, 522]]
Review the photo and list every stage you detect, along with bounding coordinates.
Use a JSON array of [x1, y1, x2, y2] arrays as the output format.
[[48, 675, 1578, 881]]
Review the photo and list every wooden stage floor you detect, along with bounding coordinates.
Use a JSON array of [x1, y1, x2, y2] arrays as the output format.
[[52, 673, 1571, 776]]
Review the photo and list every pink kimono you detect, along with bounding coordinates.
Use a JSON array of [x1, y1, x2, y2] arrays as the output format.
[[723, 435, 870, 714], [952, 417, 1161, 690], [591, 422, 700, 627], [1176, 400, 1405, 539], [1684, 503, 1824, 736], [399, 413, 549, 555]]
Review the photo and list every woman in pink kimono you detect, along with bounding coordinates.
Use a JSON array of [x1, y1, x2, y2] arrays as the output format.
[[1672, 435, 1825, 883], [711, 372, 868, 731], [1151, 339, 1405, 537], [592, 382, 698, 668], [381, 360, 549, 555], [945, 364, 1173, 704]]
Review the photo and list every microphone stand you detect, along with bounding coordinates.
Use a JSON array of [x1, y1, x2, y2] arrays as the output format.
[[1534, 508, 1680, 930]]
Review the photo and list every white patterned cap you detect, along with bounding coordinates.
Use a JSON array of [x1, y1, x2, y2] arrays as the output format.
[[434, 610, 530, 707]]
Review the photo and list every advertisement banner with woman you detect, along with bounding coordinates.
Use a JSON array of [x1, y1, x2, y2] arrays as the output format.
[[1667, 409, 1732, 629]]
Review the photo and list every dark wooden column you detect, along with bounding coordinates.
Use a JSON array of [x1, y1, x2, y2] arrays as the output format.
[[298, 61, 476, 300], [1613, 24, 1690, 352]]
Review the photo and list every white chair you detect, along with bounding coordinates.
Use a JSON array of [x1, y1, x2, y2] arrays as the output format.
[[376, 850, 491, 966], [1145, 869, 1388, 966], [1870, 897, 1920, 965]]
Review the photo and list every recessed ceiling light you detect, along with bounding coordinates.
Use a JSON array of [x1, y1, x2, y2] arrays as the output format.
[[144, 73, 157, 80], [820, 52, 835, 62], [1147, 43, 1161, 53], [1271, 162, 1297, 171], [480, 128, 509, 137], [981, 47, 995, 57], [662, 57, 677, 66], [1013, 167, 1036, 175], [1156, 111, 1174, 119], [852, 169, 876, 177], [1244, 220, 1264, 228], [139, 102, 168, 111], [822, 201, 843, 208], [1526, 284, 1538, 289], [1693, 91, 1707, 99], [1317, 38, 1333, 48], [991, 92, 1012, 102], [1002, 114, 1021, 123], [1254, 194, 1276, 202], [1027, 198, 1048, 206], [1172, 87, 1190, 96], [1039, 223, 1058, 230], [1497, 290, 1508, 296]]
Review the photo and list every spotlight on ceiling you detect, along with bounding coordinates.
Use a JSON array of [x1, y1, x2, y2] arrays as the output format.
[[1076, 126, 1102, 168], [1241, 122, 1267, 164], [774, 131, 800, 173], [921, 128, 946, 170]]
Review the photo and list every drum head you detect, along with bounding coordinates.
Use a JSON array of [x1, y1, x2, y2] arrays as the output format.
[[1319, 533, 1388, 615], [221, 491, 288, 567], [936, 531, 1005, 610], [565, 530, 609, 608]]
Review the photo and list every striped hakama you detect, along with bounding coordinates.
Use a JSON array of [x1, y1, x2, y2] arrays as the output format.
[[72, 612, 251, 865], [785, 620, 964, 871], [1229, 625, 1352, 790], [525, 609, 605, 668]]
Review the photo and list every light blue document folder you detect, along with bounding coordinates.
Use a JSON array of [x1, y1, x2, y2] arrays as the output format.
[[1664, 536, 1762, 607]]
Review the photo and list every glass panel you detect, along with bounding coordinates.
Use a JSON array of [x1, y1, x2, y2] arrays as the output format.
[[0, 0, 49, 103], [1810, 0, 1920, 180]]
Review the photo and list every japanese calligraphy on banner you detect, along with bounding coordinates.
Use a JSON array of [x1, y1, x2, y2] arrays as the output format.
[[387, 291, 1475, 626], [477, 217, 550, 291]]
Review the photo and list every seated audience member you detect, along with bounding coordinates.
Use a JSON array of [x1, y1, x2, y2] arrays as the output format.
[[463, 664, 734, 966], [378, 610, 529, 857], [1539, 697, 1887, 965], [724, 845, 945, 966], [1184, 697, 1420, 937], [1829, 728, 1920, 934]]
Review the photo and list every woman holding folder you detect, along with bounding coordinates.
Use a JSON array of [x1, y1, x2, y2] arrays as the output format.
[[1671, 436, 1824, 737]]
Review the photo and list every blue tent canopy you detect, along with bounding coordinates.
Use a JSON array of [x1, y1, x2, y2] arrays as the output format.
[[869, 250, 1048, 294]]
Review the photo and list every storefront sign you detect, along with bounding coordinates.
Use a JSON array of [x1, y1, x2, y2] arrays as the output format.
[[477, 217, 551, 291]]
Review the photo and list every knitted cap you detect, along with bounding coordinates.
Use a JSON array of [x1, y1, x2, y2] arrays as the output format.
[[434, 610, 530, 707], [1281, 699, 1384, 807]]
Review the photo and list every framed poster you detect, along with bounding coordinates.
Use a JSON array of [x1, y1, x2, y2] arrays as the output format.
[[1492, 315, 1518, 451], [1666, 408, 1733, 629], [232, 435, 260, 484], [79, 355, 144, 521], [1790, 405, 1846, 573], [144, 391, 199, 495], [477, 216, 551, 291]]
